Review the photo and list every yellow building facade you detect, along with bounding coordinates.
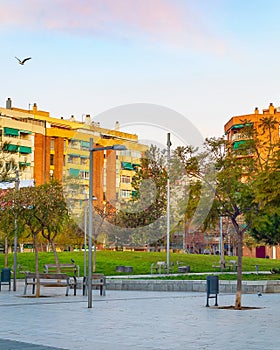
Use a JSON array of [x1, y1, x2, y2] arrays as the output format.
[[224, 102, 280, 259], [224, 102, 280, 152], [0, 98, 147, 208]]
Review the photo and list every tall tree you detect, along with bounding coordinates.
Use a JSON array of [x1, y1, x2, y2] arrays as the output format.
[[174, 117, 280, 309], [110, 145, 168, 247], [39, 182, 69, 268]]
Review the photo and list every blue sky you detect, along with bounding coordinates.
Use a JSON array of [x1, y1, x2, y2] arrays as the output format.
[[1, 0, 280, 145]]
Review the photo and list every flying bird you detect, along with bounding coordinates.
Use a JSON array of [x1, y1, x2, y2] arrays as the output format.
[[15, 56, 32, 65]]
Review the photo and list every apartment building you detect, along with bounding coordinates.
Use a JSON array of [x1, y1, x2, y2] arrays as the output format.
[[0, 98, 147, 209], [224, 102, 280, 153], [224, 102, 280, 259]]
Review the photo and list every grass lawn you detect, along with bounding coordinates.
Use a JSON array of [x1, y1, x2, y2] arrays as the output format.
[[1, 250, 280, 280]]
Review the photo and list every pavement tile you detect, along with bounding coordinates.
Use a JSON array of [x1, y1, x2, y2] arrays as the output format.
[[0, 281, 278, 350]]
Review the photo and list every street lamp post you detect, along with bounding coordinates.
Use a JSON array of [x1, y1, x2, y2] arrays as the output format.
[[166, 133, 171, 273], [13, 170, 19, 291], [88, 139, 127, 308], [84, 202, 87, 277]]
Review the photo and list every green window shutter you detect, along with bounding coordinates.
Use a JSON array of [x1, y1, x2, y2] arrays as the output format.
[[233, 140, 249, 150], [69, 168, 80, 177], [5, 144, 18, 152], [20, 130, 32, 134], [19, 146, 32, 154], [121, 162, 134, 170], [4, 127, 19, 136], [19, 162, 31, 167], [231, 123, 253, 130], [81, 141, 90, 149]]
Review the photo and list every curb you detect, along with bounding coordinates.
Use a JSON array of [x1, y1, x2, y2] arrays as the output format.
[[106, 278, 280, 294]]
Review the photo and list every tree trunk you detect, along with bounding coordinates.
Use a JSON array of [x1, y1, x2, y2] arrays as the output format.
[[34, 234, 40, 298], [4, 236, 8, 267], [93, 237, 96, 272], [51, 240, 61, 273], [235, 231, 243, 309]]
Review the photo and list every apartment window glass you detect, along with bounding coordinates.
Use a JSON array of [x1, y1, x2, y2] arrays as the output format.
[[50, 139, 55, 150], [120, 189, 131, 198], [121, 175, 130, 183], [50, 154, 54, 166]]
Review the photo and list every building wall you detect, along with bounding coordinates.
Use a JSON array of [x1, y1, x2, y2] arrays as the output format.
[[106, 149, 117, 204], [0, 99, 148, 211], [54, 137, 64, 182], [224, 102, 280, 150], [243, 245, 280, 259], [34, 133, 45, 185], [225, 102, 280, 260]]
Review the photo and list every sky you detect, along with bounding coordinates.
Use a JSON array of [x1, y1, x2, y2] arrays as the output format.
[[1, 0, 280, 147]]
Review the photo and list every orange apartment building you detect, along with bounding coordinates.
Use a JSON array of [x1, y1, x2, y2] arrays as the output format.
[[224, 102, 280, 259], [0, 98, 147, 211]]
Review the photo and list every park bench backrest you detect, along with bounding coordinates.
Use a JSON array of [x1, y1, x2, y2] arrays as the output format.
[[25, 272, 69, 280], [44, 264, 77, 276]]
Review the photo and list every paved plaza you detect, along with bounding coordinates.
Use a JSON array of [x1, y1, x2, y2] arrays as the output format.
[[0, 281, 278, 350]]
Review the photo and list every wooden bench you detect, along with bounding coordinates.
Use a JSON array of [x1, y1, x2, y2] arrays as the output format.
[[24, 273, 76, 296], [150, 261, 168, 274], [212, 260, 237, 272], [44, 263, 79, 277], [83, 274, 106, 296], [226, 260, 237, 271]]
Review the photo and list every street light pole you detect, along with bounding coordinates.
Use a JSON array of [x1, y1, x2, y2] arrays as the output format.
[[166, 133, 171, 273], [13, 170, 19, 291], [88, 138, 94, 308], [87, 140, 127, 308], [84, 201, 87, 277]]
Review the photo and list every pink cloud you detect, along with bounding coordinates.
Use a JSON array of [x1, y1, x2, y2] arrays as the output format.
[[0, 0, 227, 54]]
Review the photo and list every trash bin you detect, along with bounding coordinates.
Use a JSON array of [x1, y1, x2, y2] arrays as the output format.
[[116, 265, 125, 273], [206, 275, 219, 307], [124, 266, 133, 273], [0, 268, 11, 291], [178, 266, 190, 273]]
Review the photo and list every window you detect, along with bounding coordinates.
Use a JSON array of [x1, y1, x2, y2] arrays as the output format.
[[80, 156, 88, 165], [50, 154, 54, 166], [120, 189, 131, 198], [50, 138, 55, 150], [68, 139, 80, 149], [80, 141, 90, 150], [20, 130, 31, 140], [121, 175, 130, 183], [69, 168, 80, 177], [68, 154, 80, 164], [3, 127, 19, 137], [80, 171, 89, 179]]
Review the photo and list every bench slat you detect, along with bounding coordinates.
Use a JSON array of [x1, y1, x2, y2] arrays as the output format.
[[83, 274, 106, 296], [24, 273, 76, 296]]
